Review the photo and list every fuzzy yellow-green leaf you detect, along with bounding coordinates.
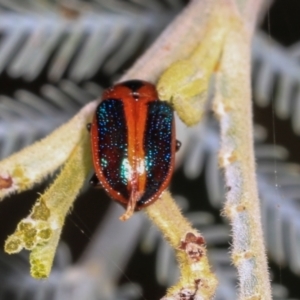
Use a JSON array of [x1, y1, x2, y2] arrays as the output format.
[[5, 130, 93, 279], [29, 230, 61, 279], [157, 9, 230, 126]]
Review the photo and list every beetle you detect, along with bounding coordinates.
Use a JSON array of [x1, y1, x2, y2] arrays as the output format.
[[88, 80, 180, 221]]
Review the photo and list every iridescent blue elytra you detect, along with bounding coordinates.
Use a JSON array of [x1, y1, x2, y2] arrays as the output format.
[[90, 80, 176, 221], [96, 99, 129, 200], [139, 101, 173, 205]]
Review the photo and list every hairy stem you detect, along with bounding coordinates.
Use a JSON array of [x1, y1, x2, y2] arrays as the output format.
[[0, 101, 97, 200], [213, 3, 272, 300], [122, 0, 217, 83], [146, 191, 217, 299]]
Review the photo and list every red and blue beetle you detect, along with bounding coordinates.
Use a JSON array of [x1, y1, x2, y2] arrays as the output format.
[[88, 80, 180, 221]]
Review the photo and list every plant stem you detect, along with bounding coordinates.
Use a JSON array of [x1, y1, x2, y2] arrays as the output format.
[[213, 1, 272, 299], [121, 0, 217, 83], [146, 191, 217, 299]]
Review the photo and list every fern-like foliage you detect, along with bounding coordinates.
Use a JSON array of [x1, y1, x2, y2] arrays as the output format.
[[0, 0, 177, 81], [253, 32, 300, 135]]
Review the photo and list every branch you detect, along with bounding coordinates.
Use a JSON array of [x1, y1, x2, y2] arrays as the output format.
[[146, 191, 217, 299], [0, 101, 97, 200], [213, 14, 272, 300]]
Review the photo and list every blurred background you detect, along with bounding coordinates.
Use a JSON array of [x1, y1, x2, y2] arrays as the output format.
[[0, 0, 300, 299]]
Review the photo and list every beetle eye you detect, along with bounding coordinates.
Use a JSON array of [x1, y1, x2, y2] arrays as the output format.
[[176, 140, 182, 151]]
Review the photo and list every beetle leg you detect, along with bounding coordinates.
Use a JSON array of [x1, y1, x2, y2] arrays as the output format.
[[86, 123, 91, 132], [89, 173, 102, 188], [176, 140, 182, 152]]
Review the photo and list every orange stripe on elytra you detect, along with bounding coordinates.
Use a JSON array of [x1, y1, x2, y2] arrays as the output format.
[[122, 95, 149, 203], [135, 96, 149, 194]]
